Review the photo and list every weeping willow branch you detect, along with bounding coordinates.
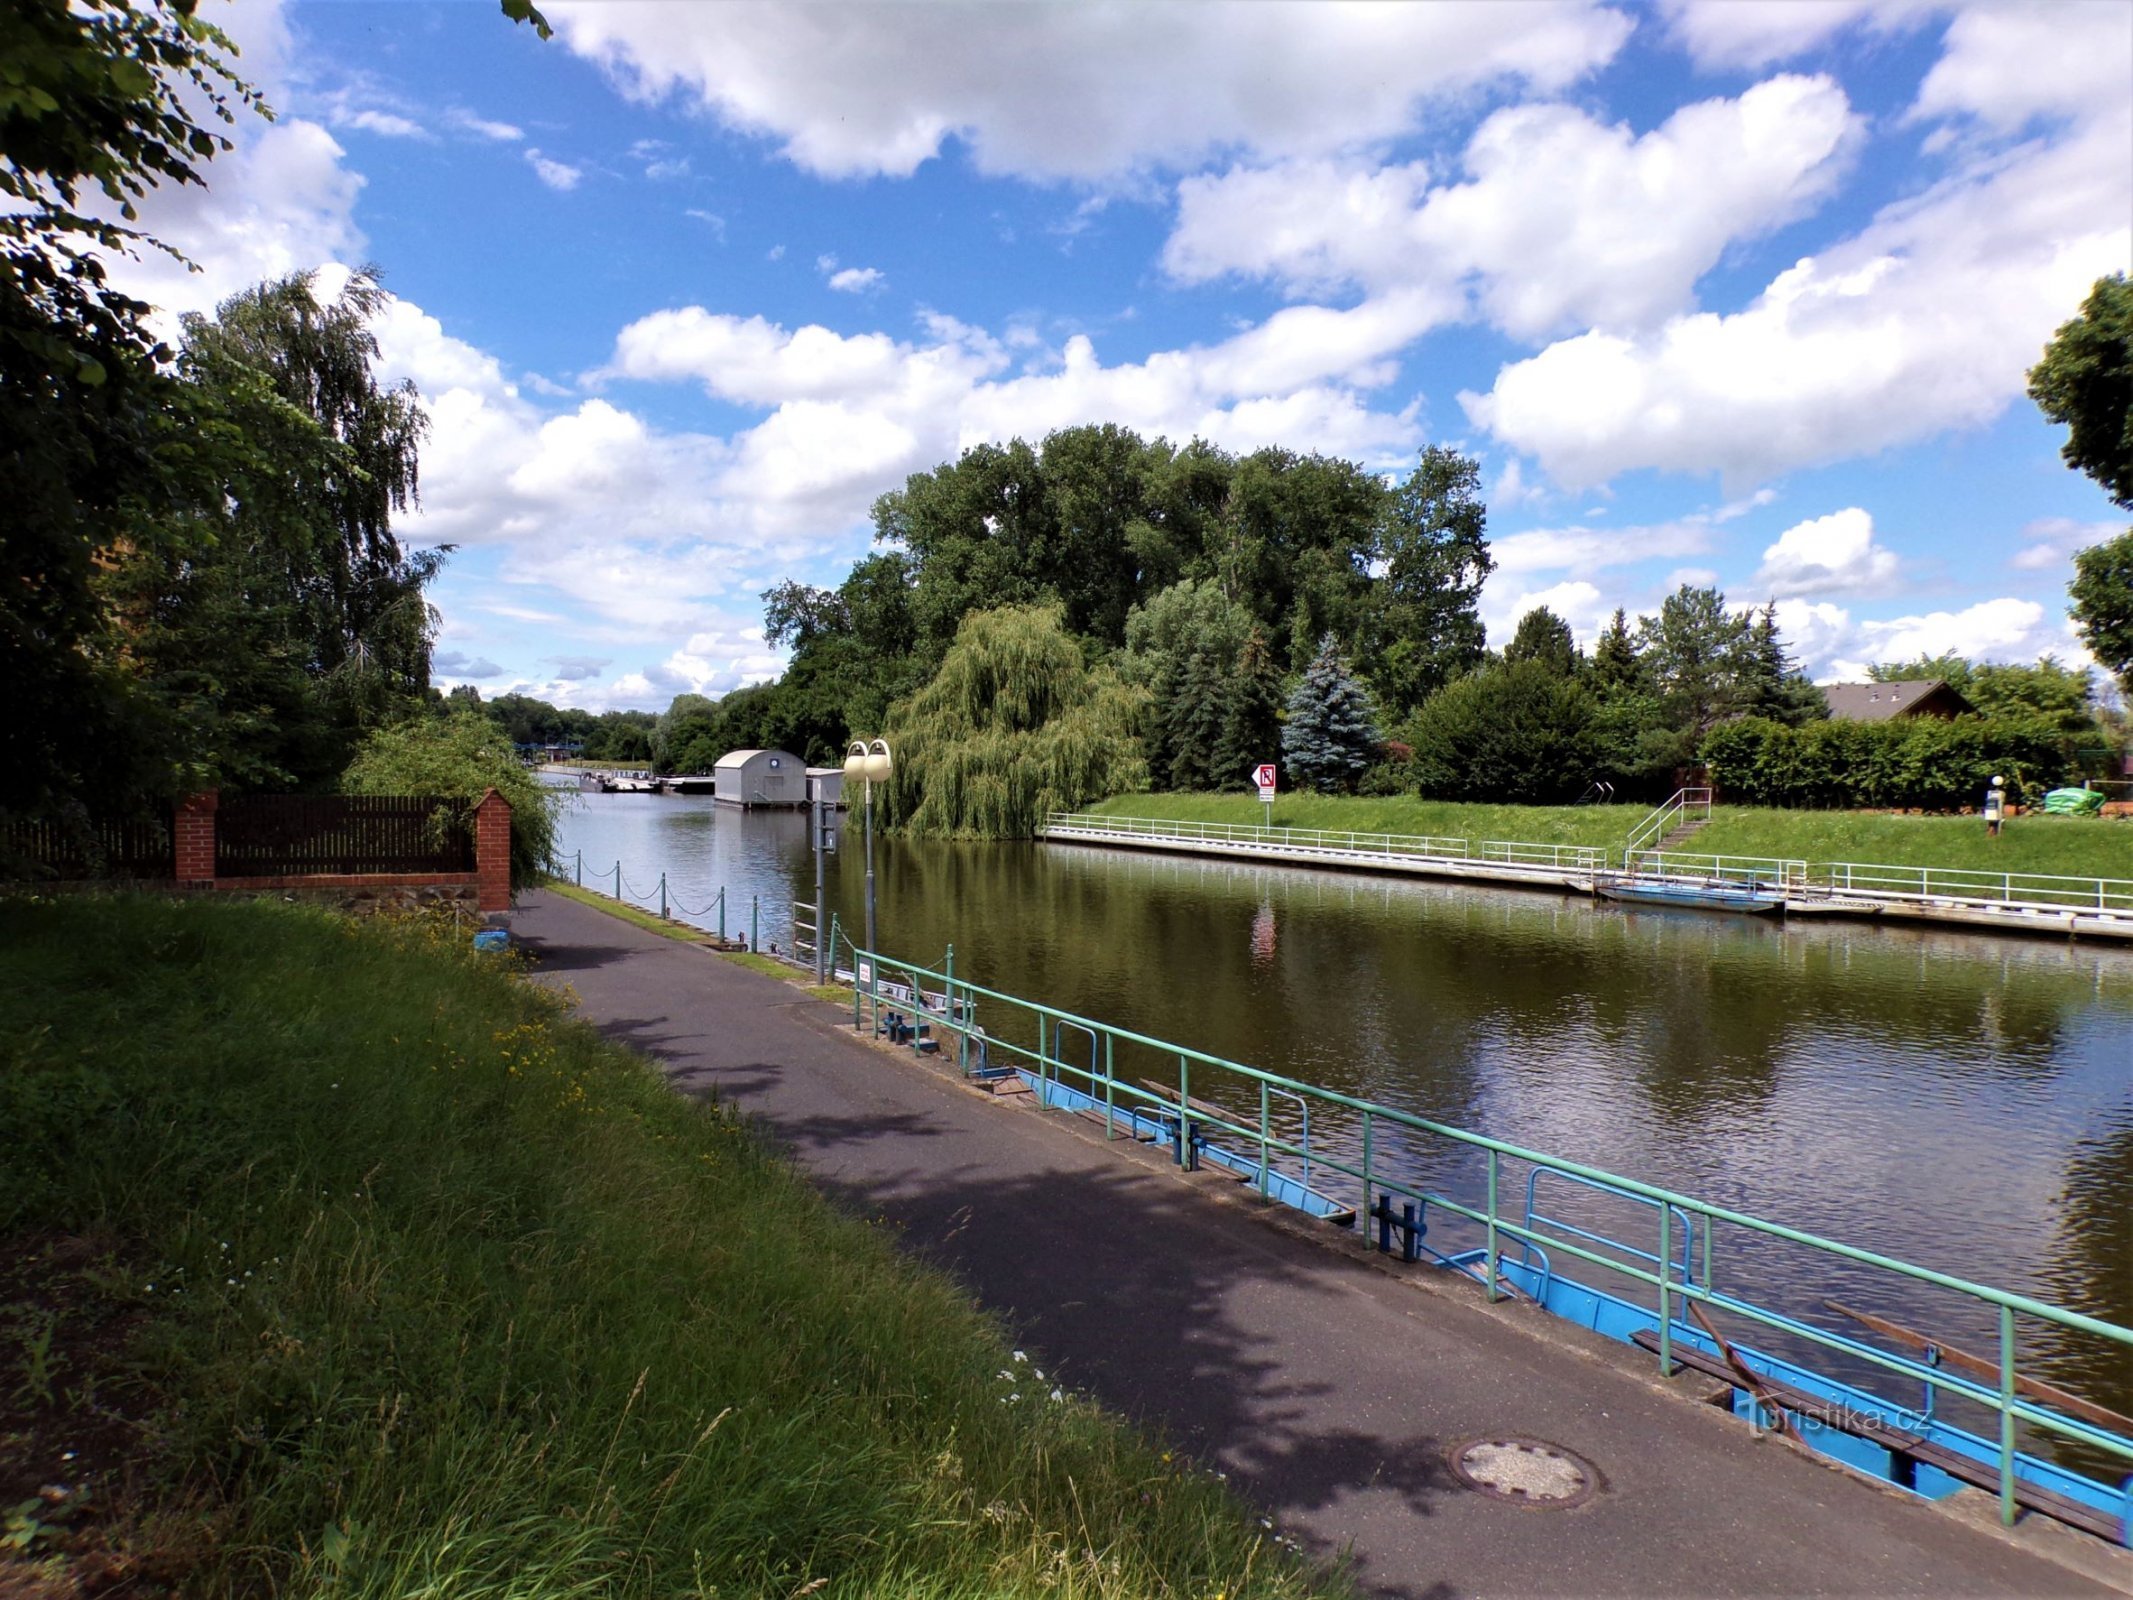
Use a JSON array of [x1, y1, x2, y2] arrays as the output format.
[[879, 604, 1148, 838]]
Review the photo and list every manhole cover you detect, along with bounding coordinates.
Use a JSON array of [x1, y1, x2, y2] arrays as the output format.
[[1447, 1437, 1599, 1508]]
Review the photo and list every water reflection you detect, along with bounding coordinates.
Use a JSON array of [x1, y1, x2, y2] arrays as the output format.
[[554, 792, 2133, 1416]]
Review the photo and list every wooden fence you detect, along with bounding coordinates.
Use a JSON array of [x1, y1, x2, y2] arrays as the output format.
[[214, 795, 475, 877], [0, 815, 175, 881]]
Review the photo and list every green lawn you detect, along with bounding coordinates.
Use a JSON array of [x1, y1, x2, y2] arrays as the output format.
[[1078, 793, 2133, 882], [0, 895, 1334, 1599], [1082, 791, 1640, 848], [1690, 808, 2133, 881]]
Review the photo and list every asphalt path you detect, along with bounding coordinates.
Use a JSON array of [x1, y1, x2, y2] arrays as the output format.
[[515, 889, 2126, 1599]]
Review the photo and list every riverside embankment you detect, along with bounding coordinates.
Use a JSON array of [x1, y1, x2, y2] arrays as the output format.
[[512, 888, 2132, 1598], [0, 895, 1321, 1599]]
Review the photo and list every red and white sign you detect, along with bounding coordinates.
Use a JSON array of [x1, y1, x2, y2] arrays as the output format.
[[1252, 763, 1278, 802]]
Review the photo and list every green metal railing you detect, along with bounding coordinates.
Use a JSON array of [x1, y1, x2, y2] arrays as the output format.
[[850, 941, 2133, 1532], [1043, 812, 1605, 872]]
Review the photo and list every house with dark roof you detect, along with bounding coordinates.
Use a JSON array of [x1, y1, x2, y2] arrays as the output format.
[[1821, 679, 1975, 722]]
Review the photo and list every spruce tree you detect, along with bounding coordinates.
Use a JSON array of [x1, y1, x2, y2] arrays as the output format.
[[1280, 635, 1379, 792], [1213, 625, 1283, 789], [1589, 608, 1643, 698], [1168, 646, 1230, 790]]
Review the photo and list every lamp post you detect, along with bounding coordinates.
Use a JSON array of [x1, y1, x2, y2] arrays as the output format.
[[843, 737, 893, 961]]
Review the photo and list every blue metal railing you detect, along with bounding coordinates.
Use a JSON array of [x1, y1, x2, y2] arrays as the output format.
[[849, 942, 2133, 1538]]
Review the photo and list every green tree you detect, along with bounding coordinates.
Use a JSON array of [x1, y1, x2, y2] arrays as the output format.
[[2028, 274, 2133, 509], [1588, 607, 1645, 698], [1737, 602, 1826, 726], [1503, 606, 1580, 678], [1361, 446, 1492, 715], [2, 0, 262, 819], [1280, 636, 1379, 793], [1405, 660, 1597, 803], [111, 269, 440, 790], [879, 605, 1147, 837], [2069, 530, 2133, 695], [1211, 625, 1284, 791], [342, 708, 560, 893], [1637, 584, 1750, 736]]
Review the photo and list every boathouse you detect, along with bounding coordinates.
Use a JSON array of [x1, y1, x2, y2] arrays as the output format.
[[713, 748, 805, 808]]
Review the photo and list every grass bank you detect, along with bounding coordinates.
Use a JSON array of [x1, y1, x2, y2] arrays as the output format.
[[0, 895, 1332, 1598], [1079, 794, 2132, 881], [1081, 792, 1639, 848]]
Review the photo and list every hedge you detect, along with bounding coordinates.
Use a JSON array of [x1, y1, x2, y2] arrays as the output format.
[[1700, 715, 2071, 810]]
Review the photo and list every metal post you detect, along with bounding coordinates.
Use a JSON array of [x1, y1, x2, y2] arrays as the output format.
[[1485, 1149, 1500, 1302], [574, 849, 582, 886], [1103, 1034, 1115, 1139], [812, 797, 828, 983], [2000, 1305, 2018, 1525], [1658, 1207, 1673, 1377], [614, 861, 622, 899], [659, 873, 668, 920], [716, 888, 725, 941], [1361, 1112, 1374, 1236], [863, 778, 878, 962], [1178, 1055, 1192, 1168], [1258, 1081, 1271, 1199], [944, 944, 956, 1063], [751, 893, 758, 954]]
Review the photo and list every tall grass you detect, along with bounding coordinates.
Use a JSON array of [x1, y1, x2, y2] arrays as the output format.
[[0, 896, 1333, 1598]]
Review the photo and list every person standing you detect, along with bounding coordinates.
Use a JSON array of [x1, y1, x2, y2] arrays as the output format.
[[1984, 775, 2006, 836]]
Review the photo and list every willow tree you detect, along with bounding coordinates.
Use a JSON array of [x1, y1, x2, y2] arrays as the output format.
[[879, 605, 1147, 837]]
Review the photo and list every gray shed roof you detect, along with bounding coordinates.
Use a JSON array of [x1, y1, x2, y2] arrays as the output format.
[[1821, 680, 1973, 721]]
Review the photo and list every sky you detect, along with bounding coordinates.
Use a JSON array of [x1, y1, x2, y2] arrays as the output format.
[[107, 0, 2133, 709]]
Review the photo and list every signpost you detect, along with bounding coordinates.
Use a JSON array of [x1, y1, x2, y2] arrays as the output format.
[[1253, 762, 1277, 828]]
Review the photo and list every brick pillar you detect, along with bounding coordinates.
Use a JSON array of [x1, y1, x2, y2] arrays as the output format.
[[175, 790, 218, 889], [474, 788, 513, 914]]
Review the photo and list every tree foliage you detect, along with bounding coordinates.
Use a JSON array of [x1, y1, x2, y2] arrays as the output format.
[[342, 709, 561, 892], [1280, 637, 1379, 794], [2068, 530, 2133, 695], [1404, 660, 1597, 804], [1503, 606, 1580, 679], [877, 606, 1147, 838], [1701, 715, 2072, 809], [2028, 273, 2133, 510], [2, 0, 261, 819], [1361, 445, 1492, 710]]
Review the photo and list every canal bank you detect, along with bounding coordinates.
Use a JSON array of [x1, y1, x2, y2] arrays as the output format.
[[515, 888, 2132, 1598], [1039, 815, 2133, 943]]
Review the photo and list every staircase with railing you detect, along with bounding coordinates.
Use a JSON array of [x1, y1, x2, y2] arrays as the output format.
[[1622, 787, 1712, 862]]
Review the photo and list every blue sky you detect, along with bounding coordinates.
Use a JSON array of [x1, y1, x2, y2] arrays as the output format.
[[113, 0, 2132, 707]]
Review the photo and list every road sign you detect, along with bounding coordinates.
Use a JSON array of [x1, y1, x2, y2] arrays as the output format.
[[1253, 763, 1278, 802]]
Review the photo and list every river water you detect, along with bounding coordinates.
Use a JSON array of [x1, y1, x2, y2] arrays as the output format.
[[548, 784, 2133, 1436]]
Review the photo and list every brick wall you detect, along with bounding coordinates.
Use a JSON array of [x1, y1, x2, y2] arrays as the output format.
[[158, 789, 514, 915]]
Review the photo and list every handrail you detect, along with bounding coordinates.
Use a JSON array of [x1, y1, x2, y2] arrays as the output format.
[[850, 940, 2133, 1535], [1627, 850, 2133, 913], [1623, 787, 1712, 856], [1044, 812, 1605, 871]]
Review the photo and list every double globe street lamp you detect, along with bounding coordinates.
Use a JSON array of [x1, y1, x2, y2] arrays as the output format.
[[842, 738, 893, 964]]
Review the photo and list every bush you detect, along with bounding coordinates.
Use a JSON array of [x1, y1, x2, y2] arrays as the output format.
[[343, 709, 561, 891], [1700, 715, 2071, 809], [1404, 660, 1597, 803]]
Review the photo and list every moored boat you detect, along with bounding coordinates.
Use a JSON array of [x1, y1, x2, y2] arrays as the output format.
[[1596, 873, 1785, 915]]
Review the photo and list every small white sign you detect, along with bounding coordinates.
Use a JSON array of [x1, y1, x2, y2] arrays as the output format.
[[1253, 763, 1278, 802]]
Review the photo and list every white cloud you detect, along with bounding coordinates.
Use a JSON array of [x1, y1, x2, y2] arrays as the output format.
[[545, 0, 1631, 180], [1773, 595, 2082, 681], [1464, 5, 2132, 489], [1482, 579, 1610, 648], [1910, 3, 2133, 132], [827, 265, 885, 293], [338, 108, 428, 140], [1752, 507, 1901, 597], [1659, 0, 1934, 69], [525, 149, 584, 191], [2011, 516, 2123, 572], [433, 651, 504, 679], [447, 108, 524, 142], [1168, 76, 1860, 341]]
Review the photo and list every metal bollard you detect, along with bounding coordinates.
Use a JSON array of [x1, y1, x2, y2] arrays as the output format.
[[659, 873, 668, 920], [752, 893, 759, 954]]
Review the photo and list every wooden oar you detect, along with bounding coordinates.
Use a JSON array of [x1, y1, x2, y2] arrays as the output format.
[[1824, 1299, 2133, 1436], [1688, 1299, 1793, 1437]]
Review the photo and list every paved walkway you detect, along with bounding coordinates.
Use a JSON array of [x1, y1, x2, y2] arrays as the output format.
[[515, 891, 2126, 1599]]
